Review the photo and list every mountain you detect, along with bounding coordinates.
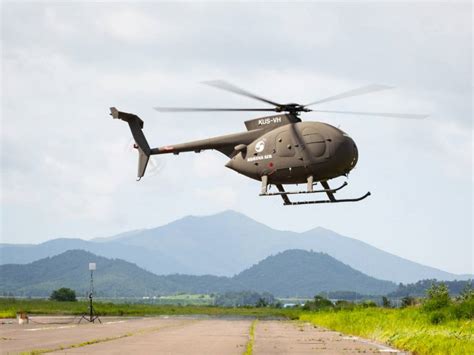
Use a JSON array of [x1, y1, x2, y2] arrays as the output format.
[[0, 250, 166, 297], [234, 250, 396, 296], [0, 238, 188, 275], [0, 250, 396, 297], [1, 210, 470, 283]]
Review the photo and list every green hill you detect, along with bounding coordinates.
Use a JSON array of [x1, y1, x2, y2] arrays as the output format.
[[0, 249, 396, 297], [0, 250, 176, 297], [234, 249, 396, 296]]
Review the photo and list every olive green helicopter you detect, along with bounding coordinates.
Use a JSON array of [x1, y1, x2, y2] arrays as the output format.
[[111, 80, 427, 205]]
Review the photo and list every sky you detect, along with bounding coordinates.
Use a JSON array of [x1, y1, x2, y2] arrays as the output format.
[[1, 1, 472, 275]]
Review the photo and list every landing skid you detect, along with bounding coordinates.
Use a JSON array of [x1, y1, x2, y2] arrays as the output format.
[[260, 177, 370, 206], [260, 181, 348, 197], [279, 192, 371, 205]]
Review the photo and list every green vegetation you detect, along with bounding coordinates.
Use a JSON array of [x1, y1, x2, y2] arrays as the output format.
[[382, 296, 391, 308], [302, 295, 334, 311], [215, 291, 275, 307], [389, 279, 472, 298], [1, 249, 397, 298], [0, 298, 300, 319], [300, 283, 474, 355], [244, 319, 258, 355], [401, 295, 416, 307], [301, 307, 473, 355], [50, 288, 77, 302]]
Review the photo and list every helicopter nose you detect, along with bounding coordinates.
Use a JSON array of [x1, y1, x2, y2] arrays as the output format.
[[346, 136, 358, 170], [336, 135, 358, 173]]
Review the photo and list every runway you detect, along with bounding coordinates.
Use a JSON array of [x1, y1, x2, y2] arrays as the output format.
[[0, 316, 405, 354]]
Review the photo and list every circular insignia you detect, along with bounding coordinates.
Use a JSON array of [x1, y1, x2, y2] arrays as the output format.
[[255, 140, 265, 153]]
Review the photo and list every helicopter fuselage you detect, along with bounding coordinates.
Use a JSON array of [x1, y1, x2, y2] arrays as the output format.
[[225, 121, 358, 185]]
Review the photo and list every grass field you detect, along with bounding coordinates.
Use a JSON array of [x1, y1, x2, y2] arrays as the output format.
[[0, 298, 299, 319], [300, 307, 474, 355], [3, 297, 472, 354]]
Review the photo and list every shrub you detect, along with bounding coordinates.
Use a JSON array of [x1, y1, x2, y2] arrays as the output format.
[[50, 288, 77, 302], [273, 301, 283, 309], [401, 295, 416, 308], [382, 296, 391, 308], [314, 295, 333, 308], [423, 283, 451, 311], [430, 311, 446, 324], [451, 297, 474, 320], [360, 300, 377, 308], [303, 295, 333, 311], [458, 282, 474, 302], [256, 297, 268, 308], [334, 300, 355, 311]]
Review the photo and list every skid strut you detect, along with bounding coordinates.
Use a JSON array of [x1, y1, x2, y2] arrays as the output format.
[[260, 177, 370, 206]]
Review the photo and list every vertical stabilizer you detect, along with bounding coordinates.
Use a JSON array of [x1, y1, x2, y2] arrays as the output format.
[[110, 107, 151, 180]]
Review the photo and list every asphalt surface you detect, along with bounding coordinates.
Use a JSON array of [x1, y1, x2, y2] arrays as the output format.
[[0, 316, 406, 354]]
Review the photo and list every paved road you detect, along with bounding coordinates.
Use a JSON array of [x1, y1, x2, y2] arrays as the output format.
[[0, 316, 405, 354]]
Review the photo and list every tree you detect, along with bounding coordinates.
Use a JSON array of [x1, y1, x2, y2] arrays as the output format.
[[382, 296, 391, 308], [401, 295, 415, 308], [273, 301, 283, 309], [423, 283, 451, 311], [303, 295, 333, 311], [334, 300, 355, 311], [256, 297, 268, 308], [361, 300, 377, 308], [314, 295, 333, 308], [50, 288, 77, 302], [458, 282, 473, 301]]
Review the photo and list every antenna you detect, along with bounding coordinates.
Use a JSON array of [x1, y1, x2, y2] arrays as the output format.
[[79, 262, 101, 323]]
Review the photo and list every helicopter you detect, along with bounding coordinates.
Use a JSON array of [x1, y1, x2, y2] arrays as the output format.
[[110, 80, 427, 206]]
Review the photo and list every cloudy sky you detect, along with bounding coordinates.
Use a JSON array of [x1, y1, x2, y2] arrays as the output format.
[[1, 2, 472, 274]]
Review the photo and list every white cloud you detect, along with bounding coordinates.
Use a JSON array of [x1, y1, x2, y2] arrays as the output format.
[[97, 8, 163, 43], [44, 6, 77, 37]]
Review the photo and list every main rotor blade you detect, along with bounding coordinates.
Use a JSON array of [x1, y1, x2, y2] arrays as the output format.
[[154, 107, 277, 112], [311, 109, 429, 119], [202, 80, 282, 107], [305, 84, 394, 106]]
